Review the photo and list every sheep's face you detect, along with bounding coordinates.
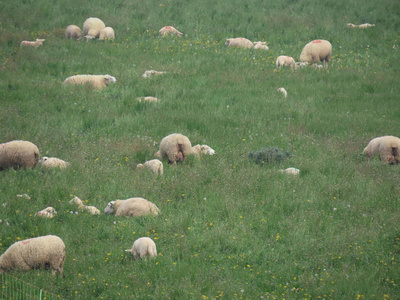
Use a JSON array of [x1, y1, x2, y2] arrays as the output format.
[[104, 75, 117, 85], [104, 201, 116, 214], [201, 145, 216, 155], [39, 156, 49, 164], [225, 39, 232, 46]]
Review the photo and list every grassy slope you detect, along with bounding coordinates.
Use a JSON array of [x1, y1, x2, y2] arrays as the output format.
[[0, 0, 399, 299]]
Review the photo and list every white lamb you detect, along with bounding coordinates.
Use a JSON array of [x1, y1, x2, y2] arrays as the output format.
[[277, 87, 287, 98], [104, 198, 160, 217], [190, 145, 216, 157], [299, 39, 332, 67], [159, 26, 183, 37], [39, 156, 68, 169], [99, 27, 115, 40], [279, 167, 300, 175], [137, 97, 160, 103], [137, 159, 163, 175], [63, 74, 116, 90], [363, 136, 400, 165], [276, 56, 297, 69], [69, 196, 101, 215], [125, 237, 157, 260], [20, 39, 45, 48], [253, 41, 269, 50], [347, 23, 375, 28], [154, 133, 192, 165], [35, 207, 57, 218], [225, 37, 254, 49], [65, 25, 82, 40], [142, 70, 167, 78], [83, 17, 105, 40]]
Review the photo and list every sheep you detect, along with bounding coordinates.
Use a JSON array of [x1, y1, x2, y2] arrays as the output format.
[[253, 41, 269, 50], [35, 207, 57, 218], [347, 23, 375, 28], [363, 136, 400, 165], [0, 140, 39, 170], [279, 167, 300, 175], [299, 39, 332, 67], [277, 87, 288, 98], [69, 196, 101, 215], [137, 159, 163, 175], [225, 37, 254, 49], [16, 194, 31, 200], [99, 27, 115, 40], [20, 39, 45, 48], [39, 156, 69, 169], [142, 70, 167, 78], [159, 26, 183, 38], [0, 235, 65, 276], [190, 145, 216, 157], [104, 197, 160, 217], [65, 25, 82, 40], [276, 56, 297, 69], [83, 17, 105, 40], [62, 74, 116, 90], [137, 96, 160, 103], [125, 237, 157, 261], [154, 133, 192, 165]]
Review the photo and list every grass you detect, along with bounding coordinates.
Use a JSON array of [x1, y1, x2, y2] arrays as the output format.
[[0, 0, 399, 299]]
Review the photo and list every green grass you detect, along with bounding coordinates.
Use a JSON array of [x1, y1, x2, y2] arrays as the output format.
[[1, 0, 399, 299]]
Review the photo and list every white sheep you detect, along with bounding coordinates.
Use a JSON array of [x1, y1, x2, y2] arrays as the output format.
[[35, 207, 57, 218], [137, 159, 163, 175], [39, 156, 69, 169], [0, 140, 39, 170], [276, 56, 297, 69], [190, 144, 216, 157], [253, 41, 269, 50], [83, 17, 105, 40], [279, 167, 300, 175], [277, 87, 288, 98], [65, 25, 82, 40], [125, 237, 157, 260], [154, 133, 192, 165], [347, 23, 375, 28], [159, 26, 183, 38], [16, 194, 31, 200], [104, 197, 160, 217], [69, 196, 101, 215], [63, 74, 116, 90], [137, 96, 160, 103], [225, 37, 254, 49], [299, 39, 332, 67], [363, 136, 400, 165], [0, 235, 66, 276], [99, 27, 115, 40], [142, 70, 167, 78], [20, 39, 45, 48]]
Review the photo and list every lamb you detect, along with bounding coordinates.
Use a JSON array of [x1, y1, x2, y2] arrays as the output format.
[[299, 39, 332, 67], [83, 17, 105, 40], [276, 56, 297, 69], [99, 27, 115, 40], [69, 196, 101, 215], [104, 197, 160, 217], [277, 87, 288, 98], [154, 133, 192, 165], [190, 145, 216, 157], [0, 140, 40, 170], [65, 25, 82, 40], [363, 136, 400, 165], [225, 37, 254, 49], [137, 159, 164, 175], [17, 194, 31, 200], [125, 237, 157, 260], [347, 23, 375, 28], [279, 167, 300, 175], [142, 70, 167, 78], [159, 26, 183, 38], [35, 207, 57, 218], [39, 156, 69, 169], [137, 96, 160, 103], [253, 41, 269, 50], [63, 74, 116, 90], [20, 39, 45, 48], [0, 235, 65, 276]]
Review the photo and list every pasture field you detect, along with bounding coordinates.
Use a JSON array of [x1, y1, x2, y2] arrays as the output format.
[[0, 0, 399, 298]]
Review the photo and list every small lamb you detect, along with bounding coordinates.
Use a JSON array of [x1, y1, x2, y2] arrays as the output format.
[[253, 41, 269, 50], [277, 87, 287, 98], [35, 207, 57, 218], [99, 27, 115, 40], [276, 56, 297, 69], [20, 39, 45, 48], [225, 37, 254, 49], [137, 159, 163, 175], [279, 167, 300, 175], [69, 196, 101, 215], [159, 26, 183, 38], [63, 74, 116, 90], [190, 145, 216, 157], [142, 70, 167, 78], [347, 23, 375, 28], [125, 237, 157, 260], [104, 198, 160, 217], [39, 156, 69, 169], [137, 97, 160, 103], [65, 25, 82, 40]]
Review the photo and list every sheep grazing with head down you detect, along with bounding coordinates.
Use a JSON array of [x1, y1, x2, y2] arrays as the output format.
[[0, 235, 65, 276], [0, 140, 39, 170], [99, 27, 115, 40], [276, 56, 297, 69], [347, 23, 375, 28], [190, 144, 216, 157], [83, 17, 105, 40], [154, 133, 192, 165], [20, 39, 45, 48], [104, 198, 160, 217], [65, 25, 82, 40], [363, 136, 400, 165], [159, 26, 183, 37], [63, 74, 116, 90], [125, 237, 157, 261], [39, 156, 68, 169], [69, 196, 101, 215], [253, 41, 269, 50], [225, 37, 254, 49], [35, 207, 57, 218], [137, 159, 164, 175], [299, 39, 332, 67]]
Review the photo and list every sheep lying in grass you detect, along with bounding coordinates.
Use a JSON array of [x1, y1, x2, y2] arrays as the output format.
[[142, 70, 167, 78], [347, 23, 375, 28], [65, 25, 82, 40], [69, 196, 101, 215], [16, 194, 31, 200], [0, 140, 40, 170], [0, 235, 66, 276], [63, 74, 116, 89], [159, 26, 183, 37], [363, 136, 400, 165], [225, 37, 254, 49], [39, 156, 69, 169], [277, 87, 287, 98], [104, 198, 160, 217], [279, 167, 300, 175], [253, 41, 269, 50], [155, 133, 192, 165], [35, 207, 57, 218], [20, 39, 45, 48], [137, 97, 160, 103], [190, 145, 216, 157], [137, 159, 163, 175], [276, 56, 297, 69], [83, 17, 105, 40], [299, 39, 332, 67], [125, 237, 157, 260], [99, 27, 115, 40]]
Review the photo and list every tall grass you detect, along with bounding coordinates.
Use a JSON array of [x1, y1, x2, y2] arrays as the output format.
[[1, 0, 399, 299]]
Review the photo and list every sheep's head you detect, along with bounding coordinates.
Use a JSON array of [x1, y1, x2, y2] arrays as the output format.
[[225, 39, 232, 46], [39, 156, 49, 164], [137, 163, 145, 169], [200, 145, 216, 155], [104, 201, 116, 214], [104, 75, 117, 85]]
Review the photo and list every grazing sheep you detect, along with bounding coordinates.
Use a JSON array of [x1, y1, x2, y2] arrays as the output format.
[[65, 25, 82, 40], [154, 133, 192, 165], [277, 87, 288, 98], [20, 39, 45, 48], [190, 145, 216, 157], [0, 140, 39, 170], [159, 26, 183, 37], [142, 70, 167, 78], [39, 156, 69, 169], [225, 37, 254, 49], [299, 39, 332, 67], [83, 17, 105, 39], [276, 56, 297, 69], [347, 23, 375, 28], [137, 96, 160, 103], [99, 27, 115, 40], [279, 167, 300, 175], [125, 237, 157, 260], [69, 196, 101, 215], [363, 136, 400, 165], [63, 74, 116, 90], [35, 207, 57, 218], [253, 41, 269, 50], [104, 198, 160, 217], [137, 159, 164, 175], [0, 235, 65, 276]]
